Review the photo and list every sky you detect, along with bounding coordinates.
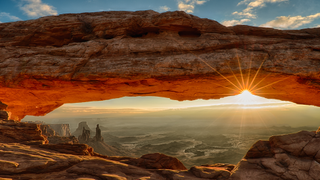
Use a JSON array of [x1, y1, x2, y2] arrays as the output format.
[[2, 0, 320, 126], [1, 0, 320, 29]]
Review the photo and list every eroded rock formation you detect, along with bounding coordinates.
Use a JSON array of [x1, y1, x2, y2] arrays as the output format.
[[78, 127, 91, 143], [0, 10, 319, 120], [76, 122, 132, 156], [230, 129, 320, 180], [72, 121, 93, 137], [0, 120, 47, 145], [93, 124, 103, 142], [49, 124, 71, 137]]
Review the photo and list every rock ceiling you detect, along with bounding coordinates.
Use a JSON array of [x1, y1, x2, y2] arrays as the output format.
[[0, 10, 319, 120]]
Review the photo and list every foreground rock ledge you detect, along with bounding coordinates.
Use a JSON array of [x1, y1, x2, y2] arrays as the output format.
[[1, 119, 320, 180], [1, 10, 320, 120]]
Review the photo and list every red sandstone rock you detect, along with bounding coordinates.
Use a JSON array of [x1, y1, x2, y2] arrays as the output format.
[[230, 130, 320, 180], [0, 120, 47, 145], [108, 153, 187, 170], [0, 11, 319, 120], [190, 165, 231, 179], [47, 135, 79, 144], [38, 143, 94, 156]]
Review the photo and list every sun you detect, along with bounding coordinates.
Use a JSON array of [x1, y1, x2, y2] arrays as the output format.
[[237, 90, 257, 105], [240, 90, 253, 98]]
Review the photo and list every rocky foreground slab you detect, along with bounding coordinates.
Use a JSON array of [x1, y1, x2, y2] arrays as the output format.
[[1, 113, 320, 179]]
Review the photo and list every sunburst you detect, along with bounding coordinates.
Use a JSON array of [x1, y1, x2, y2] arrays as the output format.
[[170, 35, 290, 142], [170, 35, 289, 99]]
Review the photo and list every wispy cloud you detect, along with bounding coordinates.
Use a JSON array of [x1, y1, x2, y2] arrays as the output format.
[[19, 0, 58, 18], [222, 19, 251, 26], [0, 12, 21, 21], [260, 13, 320, 29], [158, 5, 171, 12], [177, 0, 209, 13], [233, 0, 288, 18], [59, 106, 158, 115]]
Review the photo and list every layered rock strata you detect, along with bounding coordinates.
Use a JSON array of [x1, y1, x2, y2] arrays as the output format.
[[0, 120, 47, 145], [0, 10, 320, 120], [48, 124, 71, 137]]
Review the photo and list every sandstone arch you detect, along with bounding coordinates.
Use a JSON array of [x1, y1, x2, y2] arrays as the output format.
[[0, 10, 319, 120]]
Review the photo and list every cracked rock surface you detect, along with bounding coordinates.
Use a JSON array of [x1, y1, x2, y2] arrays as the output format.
[[0, 10, 320, 120], [230, 129, 320, 180]]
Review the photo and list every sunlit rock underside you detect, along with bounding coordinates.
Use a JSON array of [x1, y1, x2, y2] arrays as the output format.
[[0, 10, 320, 120]]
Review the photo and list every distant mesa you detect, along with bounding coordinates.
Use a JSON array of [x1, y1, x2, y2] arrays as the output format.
[[72, 121, 94, 137], [74, 121, 132, 156], [49, 124, 71, 137]]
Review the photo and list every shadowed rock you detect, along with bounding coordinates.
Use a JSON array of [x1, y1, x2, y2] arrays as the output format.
[[109, 153, 187, 170], [0, 120, 47, 145], [230, 130, 320, 180], [78, 127, 91, 143], [93, 124, 103, 142], [72, 121, 93, 137], [48, 124, 71, 137]]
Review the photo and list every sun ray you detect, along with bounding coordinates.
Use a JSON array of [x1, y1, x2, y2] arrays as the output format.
[[238, 109, 245, 144], [255, 111, 272, 134], [197, 57, 242, 91], [254, 92, 286, 95], [212, 83, 239, 92], [245, 52, 253, 89], [226, 62, 244, 90], [236, 53, 245, 90], [202, 93, 239, 96], [252, 77, 291, 92], [250, 73, 271, 92], [248, 56, 268, 91]]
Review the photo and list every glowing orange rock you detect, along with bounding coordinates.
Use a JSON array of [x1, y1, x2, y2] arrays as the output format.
[[0, 10, 319, 120]]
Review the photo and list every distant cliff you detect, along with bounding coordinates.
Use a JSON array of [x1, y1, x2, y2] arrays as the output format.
[[49, 124, 71, 137], [24, 121, 78, 144], [72, 121, 94, 137], [76, 122, 133, 156]]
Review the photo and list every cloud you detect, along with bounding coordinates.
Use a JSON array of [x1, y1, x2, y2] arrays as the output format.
[[58, 106, 158, 115], [316, 25, 320, 28], [19, 0, 58, 18], [233, 0, 288, 18], [158, 6, 171, 12], [222, 19, 251, 26], [260, 13, 320, 29], [177, 0, 209, 13], [0, 12, 21, 21]]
